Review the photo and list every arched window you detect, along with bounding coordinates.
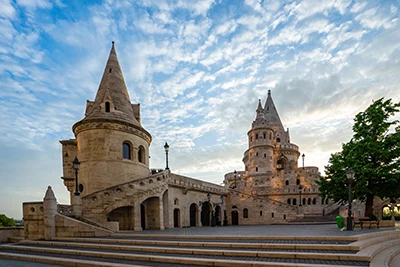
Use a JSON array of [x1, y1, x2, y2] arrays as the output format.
[[287, 199, 291, 205], [256, 133, 259, 139], [78, 184, 84, 193], [232, 205, 237, 209], [105, 102, 111, 112], [263, 133, 266, 139], [255, 167, 258, 172], [292, 198, 297, 205], [174, 198, 179, 205], [312, 198, 317, 205], [285, 180, 289, 186], [269, 133, 272, 140], [243, 208, 249, 218], [250, 136, 252, 142], [307, 198, 311, 205], [138, 146, 145, 163], [302, 198, 306, 205], [325, 199, 329, 205], [276, 138, 280, 142], [296, 179, 300, 185], [123, 142, 131, 159]]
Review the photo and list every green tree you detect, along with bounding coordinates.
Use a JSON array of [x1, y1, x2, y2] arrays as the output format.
[[317, 98, 400, 217], [0, 214, 16, 227]]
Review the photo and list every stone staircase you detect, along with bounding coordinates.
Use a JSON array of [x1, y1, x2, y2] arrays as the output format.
[[1, 230, 400, 267]]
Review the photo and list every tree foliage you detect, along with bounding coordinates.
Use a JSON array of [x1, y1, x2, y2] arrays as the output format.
[[317, 98, 400, 217], [0, 214, 16, 227]]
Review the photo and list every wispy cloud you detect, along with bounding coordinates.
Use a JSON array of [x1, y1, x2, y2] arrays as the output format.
[[1, 0, 400, 219]]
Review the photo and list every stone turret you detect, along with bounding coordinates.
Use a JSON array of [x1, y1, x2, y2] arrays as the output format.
[[60, 42, 152, 197]]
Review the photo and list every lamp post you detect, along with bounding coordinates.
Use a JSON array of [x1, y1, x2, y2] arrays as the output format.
[[298, 185, 303, 206], [346, 169, 355, 231], [73, 157, 80, 196], [302, 153, 305, 169], [164, 142, 169, 170], [233, 170, 237, 189]]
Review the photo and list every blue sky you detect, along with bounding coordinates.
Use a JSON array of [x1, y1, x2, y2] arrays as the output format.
[[1, 0, 399, 219]]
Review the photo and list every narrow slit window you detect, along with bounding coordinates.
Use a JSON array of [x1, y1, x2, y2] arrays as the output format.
[[105, 102, 111, 112]]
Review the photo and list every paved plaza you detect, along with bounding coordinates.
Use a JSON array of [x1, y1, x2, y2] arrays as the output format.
[[119, 223, 396, 237]]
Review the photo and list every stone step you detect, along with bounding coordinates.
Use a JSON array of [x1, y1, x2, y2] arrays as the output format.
[[0, 242, 369, 266], [0, 244, 369, 267], [20, 239, 359, 254]]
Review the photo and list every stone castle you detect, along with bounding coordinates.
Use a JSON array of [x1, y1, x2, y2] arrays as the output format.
[[22, 43, 334, 239]]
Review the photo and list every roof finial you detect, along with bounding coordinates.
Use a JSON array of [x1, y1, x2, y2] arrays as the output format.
[[268, 89, 271, 96], [112, 41, 115, 46]]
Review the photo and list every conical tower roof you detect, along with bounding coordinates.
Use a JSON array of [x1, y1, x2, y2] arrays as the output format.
[[264, 90, 284, 130], [82, 42, 139, 125]]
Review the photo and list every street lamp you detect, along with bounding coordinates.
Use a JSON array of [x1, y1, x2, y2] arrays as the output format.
[[298, 185, 303, 206], [346, 169, 355, 231], [164, 142, 169, 170], [302, 153, 305, 169], [233, 170, 237, 189], [73, 157, 80, 196]]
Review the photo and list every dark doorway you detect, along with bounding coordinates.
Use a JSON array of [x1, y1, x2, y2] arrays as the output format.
[[215, 206, 221, 226], [190, 203, 197, 227], [140, 204, 146, 230], [107, 206, 134, 230], [232, 210, 239, 225], [201, 202, 211, 226], [173, 208, 180, 227]]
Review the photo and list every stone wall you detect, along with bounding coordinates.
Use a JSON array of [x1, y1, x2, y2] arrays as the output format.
[[55, 214, 113, 237], [0, 227, 24, 243], [23, 202, 45, 240]]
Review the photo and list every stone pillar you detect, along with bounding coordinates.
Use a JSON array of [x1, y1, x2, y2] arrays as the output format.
[[198, 206, 202, 226], [159, 198, 165, 230], [43, 186, 57, 240], [72, 194, 82, 218], [133, 201, 142, 231], [296, 205, 304, 219]]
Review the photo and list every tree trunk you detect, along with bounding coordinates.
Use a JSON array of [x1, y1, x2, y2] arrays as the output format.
[[364, 193, 374, 218]]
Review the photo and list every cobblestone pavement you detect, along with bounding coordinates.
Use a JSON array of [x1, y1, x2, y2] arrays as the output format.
[[118, 223, 394, 236]]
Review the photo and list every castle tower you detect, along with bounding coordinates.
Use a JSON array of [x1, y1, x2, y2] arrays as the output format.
[[61, 42, 152, 198], [242, 91, 300, 188]]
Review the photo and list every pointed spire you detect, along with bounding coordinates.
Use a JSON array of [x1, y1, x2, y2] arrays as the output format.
[[43, 185, 56, 201], [82, 42, 139, 125], [264, 90, 284, 131]]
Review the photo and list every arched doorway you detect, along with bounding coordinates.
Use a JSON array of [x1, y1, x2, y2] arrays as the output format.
[[173, 208, 180, 228], [140, 204, 146, 230], [232, 210, 239, 225], [201, 202, 211, 226], [107, 206, 134, 230], [141, 197, 161, 230], [215, 206, 221, 226], [189, 203, 197, 227]]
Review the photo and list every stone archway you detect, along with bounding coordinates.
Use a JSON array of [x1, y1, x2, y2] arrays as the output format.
[[107, 206, 134, 230], [173, 208, 180, 228], [141, 197, 161, 230], [201, 202, 211, 226], [189, 203, 197, 227], [215, 205, 221, 226]]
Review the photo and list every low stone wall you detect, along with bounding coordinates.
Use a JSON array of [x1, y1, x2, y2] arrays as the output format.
[[55, 214, 113, 237], [0, 227, 24, 243]]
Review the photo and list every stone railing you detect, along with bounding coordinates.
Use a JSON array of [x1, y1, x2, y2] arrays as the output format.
[[275, 143, 299, 151], [169, 173, 226, 194]]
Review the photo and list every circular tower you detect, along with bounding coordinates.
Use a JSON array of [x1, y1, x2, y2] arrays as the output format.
[[72, 42, 152, 197]]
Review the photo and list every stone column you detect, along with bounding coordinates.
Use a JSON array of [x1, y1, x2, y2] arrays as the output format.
[[72, 194, 82, 218], [43, 186, 57, 240], [159, 198, 165, 230], [133, 201, 142, 231], [198, 206, 202, 226]]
